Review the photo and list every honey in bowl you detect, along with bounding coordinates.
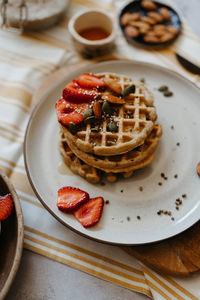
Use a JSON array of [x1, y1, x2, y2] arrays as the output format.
[[78, 27, 110, 41]]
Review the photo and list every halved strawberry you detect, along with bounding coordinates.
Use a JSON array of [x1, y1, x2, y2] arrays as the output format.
[[63, 80, 100, 102], [77, 73, 105, 89], [67, 100, 90, 115], [55, 98, 89, 126], [73, 197, 104, 228], [57, 186, 89, 212], [0, 194, 13, 221]]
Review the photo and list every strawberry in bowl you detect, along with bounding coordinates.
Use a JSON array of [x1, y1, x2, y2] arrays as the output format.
[[0, 194, 13, 221], [0, 193, 13, 234]]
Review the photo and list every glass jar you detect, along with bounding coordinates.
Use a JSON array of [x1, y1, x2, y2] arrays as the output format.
[[0, 0, 69, 31]]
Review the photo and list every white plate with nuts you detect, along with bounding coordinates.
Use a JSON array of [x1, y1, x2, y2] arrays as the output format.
[[24, 60, 200, 245], [119, 0, 181, 48]]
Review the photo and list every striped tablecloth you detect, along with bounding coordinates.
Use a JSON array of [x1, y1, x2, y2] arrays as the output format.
[[0, 0, 200, 299]]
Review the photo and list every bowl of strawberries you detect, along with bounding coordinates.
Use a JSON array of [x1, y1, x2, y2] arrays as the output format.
[[0, 169, 24, 300]]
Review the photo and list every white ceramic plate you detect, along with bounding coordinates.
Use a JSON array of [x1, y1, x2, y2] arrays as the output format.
[[24, 60, 200, 245]]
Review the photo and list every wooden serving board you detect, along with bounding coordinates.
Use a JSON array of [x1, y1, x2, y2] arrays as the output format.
[[123, 222, 200, 276], [32, 62, 200, 277]]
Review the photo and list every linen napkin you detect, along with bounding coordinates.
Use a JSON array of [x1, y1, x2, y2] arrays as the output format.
[[0, 0, 200, 299]]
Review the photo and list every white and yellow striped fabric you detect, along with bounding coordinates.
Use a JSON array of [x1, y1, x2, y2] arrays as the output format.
[[0, 0, 200, 299]]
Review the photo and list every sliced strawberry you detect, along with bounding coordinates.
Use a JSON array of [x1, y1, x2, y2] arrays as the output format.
[[73, 197, 104, 228], [57, 186, 89, 212], [77, 73, 105, 89], [67, 100, 90, 115], [0, 194, 13, 221], [59, 111, 83, 126], [55, 98, 89, 126], [63, 80, 100, 102]]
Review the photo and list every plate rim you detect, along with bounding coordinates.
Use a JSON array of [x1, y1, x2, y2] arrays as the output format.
[[0, 169, 24, 300], [24, 59, 200, 246]]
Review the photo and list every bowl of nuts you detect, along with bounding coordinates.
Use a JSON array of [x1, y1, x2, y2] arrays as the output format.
[[119, 0, 181, 48]]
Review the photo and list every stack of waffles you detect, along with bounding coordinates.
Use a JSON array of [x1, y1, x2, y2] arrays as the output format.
[[56, 72, 162, 183]]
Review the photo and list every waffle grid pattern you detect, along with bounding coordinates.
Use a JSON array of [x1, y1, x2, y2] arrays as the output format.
[[61, 124, 162, 171], [59, 131, 101, 183], [63, 73, 157, 156]]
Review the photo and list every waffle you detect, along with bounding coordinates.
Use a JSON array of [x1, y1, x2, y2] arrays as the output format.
[[62, 72, 157, 156], [59, 131, 101, 183], [61, 123, 162, 171], [59, 130, 156, 182]]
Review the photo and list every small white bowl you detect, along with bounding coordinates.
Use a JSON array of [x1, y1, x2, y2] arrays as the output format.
[[68, 9, 117, 57]]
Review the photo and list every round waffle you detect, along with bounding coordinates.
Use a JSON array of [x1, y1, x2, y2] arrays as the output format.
[[59, 131, 101, 183], [59, 130, 156, 183], [62, 72, 157, 156], [61, 123, 162, 171]]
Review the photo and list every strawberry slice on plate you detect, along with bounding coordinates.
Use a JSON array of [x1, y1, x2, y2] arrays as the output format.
[[57, 186, 89, 212], [77, 73, 105, 89], [63, 80, 100, 102], [55, 98, 89, 126], [0, 193, 13, 221], [73, 197, 104, 228]]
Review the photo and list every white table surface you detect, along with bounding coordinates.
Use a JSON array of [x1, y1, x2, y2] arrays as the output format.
[[6, 1, 200, 299]]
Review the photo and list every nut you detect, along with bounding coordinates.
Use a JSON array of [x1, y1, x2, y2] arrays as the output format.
[[153, 24, 167, 38], [121, 13, 132, 26], [129, 12, 141, 22], [197, 162, 200, 176], [122, 85, 135, 97], [124, 25, 140, 38], [158, 85, 168, 92], [159, 7, 171, 21], [103, 78, 122, 94], [141, 0, 157, 10], [154, 31, 165, 38], [159, 32, 174, 42], [83, 108, 93, 119], [107, 120, 118, 132], [102, 101, 113, 115], [141, 16, 156, 25], [164, 91, 173, 97], [93, 101, 101, 119], [68, 122, 78, 135], [143, 31, 160, 43], [154, 24, 167, 32], [167, 25, 179, 35], [147, 11, 163, 23], [121, 12, 140, 26], [139, 23, 151, 35], [102, 94, 125, 104], [129, 21, 150, 35]]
